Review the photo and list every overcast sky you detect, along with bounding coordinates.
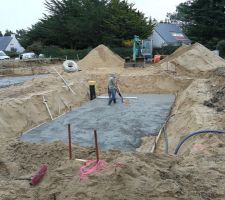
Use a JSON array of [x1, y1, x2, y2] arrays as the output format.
[[0, 0, 186, 33]]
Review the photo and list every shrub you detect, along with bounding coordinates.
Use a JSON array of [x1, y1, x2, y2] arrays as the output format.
[[27, 41, 44, 55], [41, 46, 92, 60], [153, 45, 180, 56], [111, 47, 132, 58], [216, 40, 225, 58], [25, 45, 131, 60], [4, 51, 19, 58]]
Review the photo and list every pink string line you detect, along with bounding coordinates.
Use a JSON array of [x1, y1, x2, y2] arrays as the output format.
[[79, 160, 126, 180]]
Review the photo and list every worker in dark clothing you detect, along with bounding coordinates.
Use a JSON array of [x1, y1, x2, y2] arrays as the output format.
[[108, 74, 117, 105]]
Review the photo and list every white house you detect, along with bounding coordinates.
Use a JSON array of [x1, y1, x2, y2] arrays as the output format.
[[148, 23, 191, 48], [0, 34, 25, 53]]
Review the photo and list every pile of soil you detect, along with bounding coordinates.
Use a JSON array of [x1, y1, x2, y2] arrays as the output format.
[[2, 139, 225, 200], [159, 43, 225, 75], [78, 45, 124, 70]]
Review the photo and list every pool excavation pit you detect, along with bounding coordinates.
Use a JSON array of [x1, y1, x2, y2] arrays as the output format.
[[21, 94, 175, 151]]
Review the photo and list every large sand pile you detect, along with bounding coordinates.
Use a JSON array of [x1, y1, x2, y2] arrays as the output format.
[[159, 43, 225, 74], [78, 44, 124, 70], [2, 139, 225, 200]]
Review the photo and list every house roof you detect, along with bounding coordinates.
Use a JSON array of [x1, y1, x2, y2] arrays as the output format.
[[0, 36, 12, 51], [154, 23, 191, 44]]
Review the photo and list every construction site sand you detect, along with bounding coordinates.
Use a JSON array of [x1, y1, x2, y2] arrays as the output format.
[[0, 59, 63, 76], [1, 44, 225, 199], [158, 43, 225, 75], [78, 44, 124, 73]]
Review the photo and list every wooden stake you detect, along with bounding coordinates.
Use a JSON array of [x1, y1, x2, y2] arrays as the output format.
[[94, 129, 99, 162], [68, 124, 72, 160], [54, 68, 75, 94], [42, 96, 53, 120]]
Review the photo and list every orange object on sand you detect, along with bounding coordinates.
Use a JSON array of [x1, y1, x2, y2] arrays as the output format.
[[154, 55, 161, 63]]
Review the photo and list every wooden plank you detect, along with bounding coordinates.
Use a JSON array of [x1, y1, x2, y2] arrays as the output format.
[[96, 96, 137, 99]]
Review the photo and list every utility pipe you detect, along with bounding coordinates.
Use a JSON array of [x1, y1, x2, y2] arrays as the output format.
[[174, 130, 225, 155], [150, 114, 174, 153], [150, 93, 177, 154], [75, 159, 87, 162], [151, 127, 163, 153]]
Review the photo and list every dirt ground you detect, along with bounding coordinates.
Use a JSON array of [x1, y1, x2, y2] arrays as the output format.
[[1, 44, 225, 199]]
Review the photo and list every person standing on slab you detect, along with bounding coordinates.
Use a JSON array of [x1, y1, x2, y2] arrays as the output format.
[[108, 74, 117, 105]]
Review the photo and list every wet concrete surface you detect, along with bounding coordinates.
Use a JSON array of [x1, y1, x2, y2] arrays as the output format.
[[21, 94, 175, 151], [0, 74, 48, 88]]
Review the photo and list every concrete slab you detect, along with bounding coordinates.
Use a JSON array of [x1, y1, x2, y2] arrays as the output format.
[[21, 94, 175, 151]]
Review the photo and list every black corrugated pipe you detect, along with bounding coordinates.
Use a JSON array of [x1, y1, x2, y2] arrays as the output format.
[[174, 130, 225, 155]]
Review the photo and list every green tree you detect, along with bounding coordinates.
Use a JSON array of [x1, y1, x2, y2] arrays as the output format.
[[23, 0, 153, 49], [4, 29, 14, 36], [25, 0, 108, 49], [167, 0, 225, 49], [103, 0, 153, 46], [27, 41, 44, 54], [0, 31, 3, 37], [16, 29, 27, 41]]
